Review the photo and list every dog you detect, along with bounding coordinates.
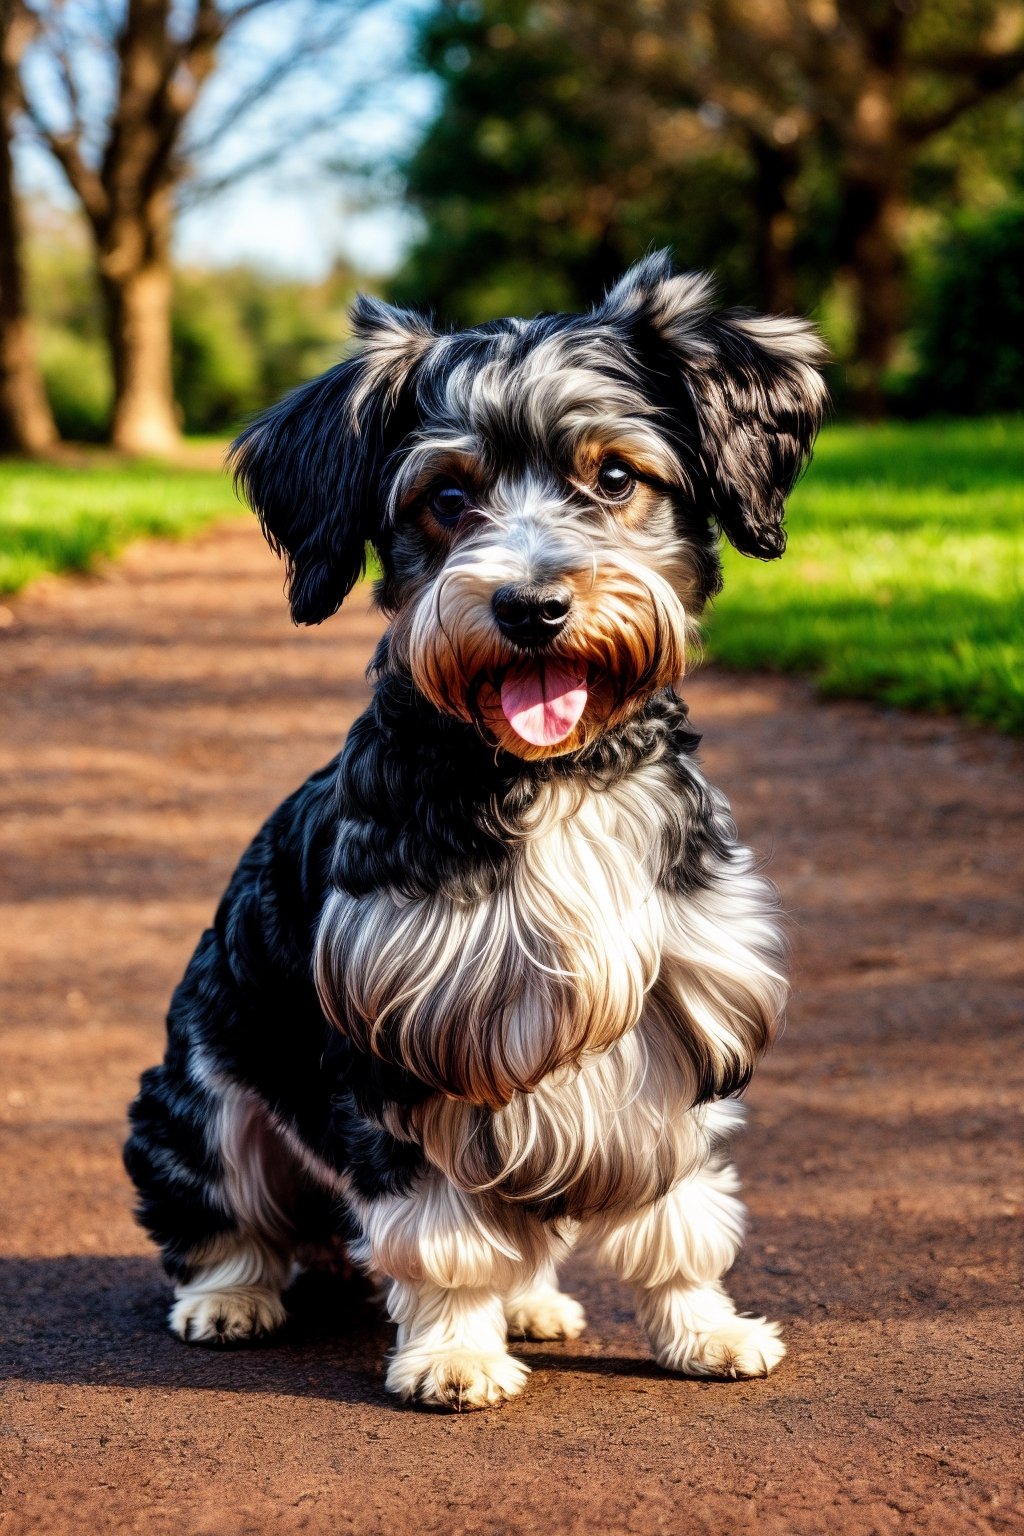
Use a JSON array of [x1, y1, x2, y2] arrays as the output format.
[[125, 251, 826, 1410]]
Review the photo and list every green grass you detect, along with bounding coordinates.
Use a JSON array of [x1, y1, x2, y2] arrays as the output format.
[[2, 419, 1021, 732], [0, 447, 237, 595], [707, 417, 1024, 733]]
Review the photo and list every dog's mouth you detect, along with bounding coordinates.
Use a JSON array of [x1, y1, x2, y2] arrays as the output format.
[[499, 658, 589, 747]]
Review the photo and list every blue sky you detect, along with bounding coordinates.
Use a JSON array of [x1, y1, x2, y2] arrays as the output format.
[[16, 0, 437, 279]]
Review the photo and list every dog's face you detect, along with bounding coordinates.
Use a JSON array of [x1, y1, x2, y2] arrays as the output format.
[[233, 253, 827, 759]]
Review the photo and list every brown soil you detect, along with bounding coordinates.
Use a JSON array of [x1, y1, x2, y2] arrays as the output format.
[[1, 522, 1022, 1536]]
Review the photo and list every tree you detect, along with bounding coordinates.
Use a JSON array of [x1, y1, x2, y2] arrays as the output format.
[[16, 0, 375, 453], [685, 0, 1024, 411], [396, 0, 1024, 413], [0, 0, 57, 452], [392, 0, 767, 324]]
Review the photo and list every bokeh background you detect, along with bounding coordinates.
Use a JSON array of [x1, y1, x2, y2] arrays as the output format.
[[1, 0, 1022, 728]]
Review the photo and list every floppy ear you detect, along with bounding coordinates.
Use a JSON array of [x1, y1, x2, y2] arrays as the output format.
[[230, 294, 434, 624], [599, 251, 828, 559]]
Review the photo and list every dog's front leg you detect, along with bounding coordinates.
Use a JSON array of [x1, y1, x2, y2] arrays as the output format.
[[169, 1230, 291, 1345], [351, 1169, 544, 1411], [590, 1158, 786, 1380], [387, 1280, 525, 1411]]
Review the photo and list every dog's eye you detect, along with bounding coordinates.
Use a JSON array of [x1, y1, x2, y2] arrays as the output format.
[[428, 481, 470, 525], [597, 461, 636, 501]]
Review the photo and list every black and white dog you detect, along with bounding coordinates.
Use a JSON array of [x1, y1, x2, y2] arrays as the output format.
[[125, 252, 826, 1411]]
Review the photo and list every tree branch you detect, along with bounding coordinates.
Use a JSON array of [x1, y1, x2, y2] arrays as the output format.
[[184, 16, 369, 159], [47, 11, 83, 129], [905, 47, 1024, 143], [915, 45, 1024, 78], [178, 0, 226, 84], [211, 0, 290, 33], [179, 97, 368, 202], [15, 80, 109, 223]]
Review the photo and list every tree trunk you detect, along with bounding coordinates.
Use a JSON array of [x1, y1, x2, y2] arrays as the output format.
[[95, 0, 183, 455], [843, 176, 907, 419], [836, 58, 911, 420], [749, 137, 799, 316], [0, 130, 57, 454], [99, 199, 180, 455], [0, 3, 58, 454]]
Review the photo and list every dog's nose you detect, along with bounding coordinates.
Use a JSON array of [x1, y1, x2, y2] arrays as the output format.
[[492, 584, 572, 647]]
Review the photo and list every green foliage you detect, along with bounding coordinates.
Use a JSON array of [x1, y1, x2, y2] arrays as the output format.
[[391, 0, 763, 323], [38, 329, 112, 442], [906, 205, 1024, 415], [172, 277, 262, 433], [707, 418, 1024, 733], [0, 454, 237, 593], [26, 210, 112, 440], [394, 0, 1024, 387], [172, 266, 354, 433]]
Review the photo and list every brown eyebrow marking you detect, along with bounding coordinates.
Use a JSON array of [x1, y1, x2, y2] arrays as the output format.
[[567, 436, 680, 530], [398, 449, 488, 513], [572, 430, 680, 483]]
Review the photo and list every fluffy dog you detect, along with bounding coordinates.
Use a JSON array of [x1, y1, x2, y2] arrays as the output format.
[[125, 252, 826, 1410]]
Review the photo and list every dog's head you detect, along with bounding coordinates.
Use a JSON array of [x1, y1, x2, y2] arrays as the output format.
[[233, 252, 827, 758]]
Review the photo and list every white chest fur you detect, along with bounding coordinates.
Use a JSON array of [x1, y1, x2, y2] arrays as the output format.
[[316, 756, 787, 1215]]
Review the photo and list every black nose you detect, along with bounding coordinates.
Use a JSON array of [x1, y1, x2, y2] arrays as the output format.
[[492, 584, 572, 647]]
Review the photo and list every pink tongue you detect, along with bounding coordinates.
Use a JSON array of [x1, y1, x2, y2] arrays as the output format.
[[500, 660, 588, 746]]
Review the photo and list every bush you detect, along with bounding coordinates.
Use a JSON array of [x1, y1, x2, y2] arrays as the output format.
[[172, 266, 355, 435], [27, 209, 112, 440], [39, 328, 112, 442], [909, 204, 1024, 415], [172, 274, 263, 433]]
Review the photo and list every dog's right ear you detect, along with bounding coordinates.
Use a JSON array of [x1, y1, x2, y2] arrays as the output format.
[[231, 295, 434, 624], [598, 252, 828, 563]]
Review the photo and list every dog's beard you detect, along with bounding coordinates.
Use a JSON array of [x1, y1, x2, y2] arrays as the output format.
[[398, 548, 692, 760]]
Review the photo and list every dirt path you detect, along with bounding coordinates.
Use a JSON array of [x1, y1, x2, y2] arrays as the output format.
[[1, 521, 1021, 1536]]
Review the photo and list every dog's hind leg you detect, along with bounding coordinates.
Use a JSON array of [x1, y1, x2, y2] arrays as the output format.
[[171, 1082, 301, 1344], [126, 1065, 297, 1346], [589, 1157, 785, 1379], [168, 1229, 291, 1345], [503, 1257, 587, 1342]]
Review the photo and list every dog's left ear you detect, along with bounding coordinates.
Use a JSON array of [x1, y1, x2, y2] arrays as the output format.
[[231, 295, 434, 624], [599, 251, 828, 559]]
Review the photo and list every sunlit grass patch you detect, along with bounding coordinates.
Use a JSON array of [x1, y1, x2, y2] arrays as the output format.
[[708, 418, 1024, 733], [0, 451, 237, 594]]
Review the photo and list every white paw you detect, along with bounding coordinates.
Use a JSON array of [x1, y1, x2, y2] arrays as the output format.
[[169, 1285, 287, 1346], [505, 1291, 587, 1342], [661, 1315, 786, 1380], [386, 1347, 530, 1412]]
